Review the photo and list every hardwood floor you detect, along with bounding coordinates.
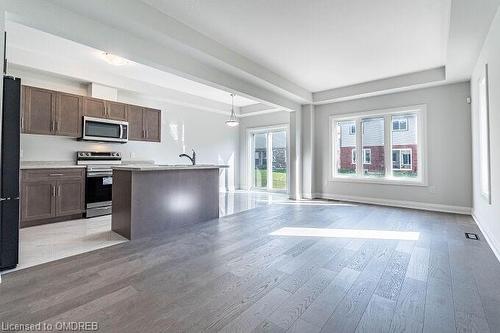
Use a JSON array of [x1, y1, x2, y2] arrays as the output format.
[[1, 201, 499, 332]]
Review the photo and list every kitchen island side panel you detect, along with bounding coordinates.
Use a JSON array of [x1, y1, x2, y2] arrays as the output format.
[[111, 170, 132, 239]]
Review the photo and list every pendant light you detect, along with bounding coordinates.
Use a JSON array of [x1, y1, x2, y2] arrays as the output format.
[[225, 93, 239, 127]]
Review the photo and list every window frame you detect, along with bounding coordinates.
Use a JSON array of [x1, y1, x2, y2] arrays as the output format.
[[348, 123, 356, 135], [351, 149, 356, 165], [330, 104, 427, 186], [477, 64, 492, 204]]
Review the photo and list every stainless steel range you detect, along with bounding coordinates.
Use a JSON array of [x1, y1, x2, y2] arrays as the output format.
[[77, 151, 122, 218]]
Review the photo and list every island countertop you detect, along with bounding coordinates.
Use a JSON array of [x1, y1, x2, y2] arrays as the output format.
[[112, 164, 229, 171]]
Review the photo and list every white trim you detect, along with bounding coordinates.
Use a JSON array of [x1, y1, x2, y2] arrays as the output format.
[[472, 211, 500, 263], [330, 104, 427, 186], [478, 64, 492, 204], [351, 149, 356, 165], [313, 193, 471, 215]]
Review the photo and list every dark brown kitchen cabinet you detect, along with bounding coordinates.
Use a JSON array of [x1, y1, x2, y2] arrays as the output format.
[[55, 178, 85, 216], [126, 104, 144, 141], [21, 169, 85, 228], [83, 97, 107, 118], [21, 180, 55, 222], [143, 108, 161, 142], [22, 86, 82, 137], [22, 84, 160, 142], [126, 106, 161, 142], [22, 86, 56, 135], [56, 92, 83, 137], [106, 101, 127, 121]]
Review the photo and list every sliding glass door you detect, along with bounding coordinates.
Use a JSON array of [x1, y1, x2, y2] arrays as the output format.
[[251, 128, 288, 191]]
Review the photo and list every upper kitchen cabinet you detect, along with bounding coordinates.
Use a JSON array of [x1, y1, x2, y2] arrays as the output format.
[[22, 86, 56, 135], [143, 108, 161, 142], [126, 106, 161, 142], [83, 97, 107, 118], [106, 101, 127, 121], [56, 92, 83, 137], [126, 104, 144, 141]]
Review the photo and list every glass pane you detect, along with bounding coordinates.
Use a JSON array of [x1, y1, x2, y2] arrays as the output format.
[[85, 121, 121, 138], [271, 131, 287, 190], [254, 133, 267, 188], [336, 120, 356, 175], [362, 117, 385, 177], [392, 113, 418, 178]]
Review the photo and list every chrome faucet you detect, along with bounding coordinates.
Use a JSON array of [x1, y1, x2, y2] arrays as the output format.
[[179, 149, 196, 165]]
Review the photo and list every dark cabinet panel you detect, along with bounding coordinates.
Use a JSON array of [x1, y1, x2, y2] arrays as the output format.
[[56, 92, 82, 137], [56, 179, 85, 216], [23, 87, 55, 135], [126, 105, 144, 141], [84, 97, 106, 118], [21, 169, 85, 227], [21, 181, 55, 222], [143, 108, 161, 142], [106, 101, 127, 121]]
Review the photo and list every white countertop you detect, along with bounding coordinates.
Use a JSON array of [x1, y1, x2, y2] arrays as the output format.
[[112, 164, 229, 171], [20, 162, 86, 170]]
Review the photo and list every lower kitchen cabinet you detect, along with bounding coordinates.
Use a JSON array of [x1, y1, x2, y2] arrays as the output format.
[[21, 168, 85, 228]]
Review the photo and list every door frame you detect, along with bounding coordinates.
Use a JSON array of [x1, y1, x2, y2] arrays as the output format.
[[246, 124, 289, 193]]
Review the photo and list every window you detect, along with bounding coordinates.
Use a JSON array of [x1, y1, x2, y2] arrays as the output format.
[[331, 105, 426, 185], [392, 117, 408, 131], [363, 149, 371, 164], [478, 66, 491, 203], [362, 117, 384, 176], [392, 149, 412, 170], [349, 124, 356, 135]]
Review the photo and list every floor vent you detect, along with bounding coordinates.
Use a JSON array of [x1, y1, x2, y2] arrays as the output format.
[[465, 232, 479, 240]]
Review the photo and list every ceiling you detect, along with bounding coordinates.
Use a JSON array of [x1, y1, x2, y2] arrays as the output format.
[[6, 21, 257, 108], [143, 0, 451, 92]]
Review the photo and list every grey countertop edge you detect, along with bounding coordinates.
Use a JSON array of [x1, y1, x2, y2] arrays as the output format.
[[20, 162, 86, 170], [112, 165, 230, 171]]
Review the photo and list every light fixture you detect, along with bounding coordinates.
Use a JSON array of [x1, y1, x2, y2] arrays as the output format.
[[101, 52, 129, 66], [225, 93, 239, 127]]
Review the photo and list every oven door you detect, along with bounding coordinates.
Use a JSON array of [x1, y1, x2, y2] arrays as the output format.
[[82, 117, 128, 143], [85, 172, 113, 209]]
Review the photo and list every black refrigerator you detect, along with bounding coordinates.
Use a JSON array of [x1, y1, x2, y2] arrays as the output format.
[[0, 76, 20, 271]]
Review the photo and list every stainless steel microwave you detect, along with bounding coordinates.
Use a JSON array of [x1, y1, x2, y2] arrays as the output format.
[[81, 116, 128, 143]]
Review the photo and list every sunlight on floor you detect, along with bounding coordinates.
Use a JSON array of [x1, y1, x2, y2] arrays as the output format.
[[260, 200, 357, 207], [270, 227, 420, 240]]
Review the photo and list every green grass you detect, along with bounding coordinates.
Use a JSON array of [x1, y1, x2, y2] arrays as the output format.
[[255, 168, 287, 189]]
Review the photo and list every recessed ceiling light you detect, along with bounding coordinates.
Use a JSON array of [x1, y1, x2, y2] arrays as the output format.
[[101, 52, 129, 66]]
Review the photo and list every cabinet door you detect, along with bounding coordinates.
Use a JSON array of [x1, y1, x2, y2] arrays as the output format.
[[56, 179, 85, 217], [56, 92, 83, 137], [21, 181, 56, 222], [83, 97, 106, 118], [106, 101, 127, 121], [126, 105, 144, 140], [143, 108, 161, 142], [23, 86, 56, 135]]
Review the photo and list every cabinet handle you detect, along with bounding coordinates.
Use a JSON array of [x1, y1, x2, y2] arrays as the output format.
[[56, 121, 59, 132], [49, 173, 64, 176], [143, 129, 146, 138], [51, 121, 55, 132], [146, 129, 148, 138], [52, 185, 56, 197], [57, 185, 61, 197], [21, 117, 24, 130]]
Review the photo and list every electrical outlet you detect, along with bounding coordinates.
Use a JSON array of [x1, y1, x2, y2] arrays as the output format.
[[429, 185, 436, 193]]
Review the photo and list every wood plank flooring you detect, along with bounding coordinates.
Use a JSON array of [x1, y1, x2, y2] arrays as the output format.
[[1, 201, 500, 332]]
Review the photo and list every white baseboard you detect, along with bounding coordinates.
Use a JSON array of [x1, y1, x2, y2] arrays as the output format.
[[313, 192, 471, 215], [472, 211, 500, 263]]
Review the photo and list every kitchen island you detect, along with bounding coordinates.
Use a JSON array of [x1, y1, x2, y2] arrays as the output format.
[[111, 165, 228, 240]]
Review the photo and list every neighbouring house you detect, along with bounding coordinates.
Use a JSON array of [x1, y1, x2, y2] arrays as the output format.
[[338, 114, 418, 176]]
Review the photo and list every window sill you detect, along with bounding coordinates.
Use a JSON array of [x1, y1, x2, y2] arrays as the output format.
[[330, 175, 427, 187]]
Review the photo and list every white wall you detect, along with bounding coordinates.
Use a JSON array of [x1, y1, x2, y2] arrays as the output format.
[[471, 7, 500, 258], [314, 82, 472, 212], [16, 68, 239, 190], [238, 111, 290, 190]]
